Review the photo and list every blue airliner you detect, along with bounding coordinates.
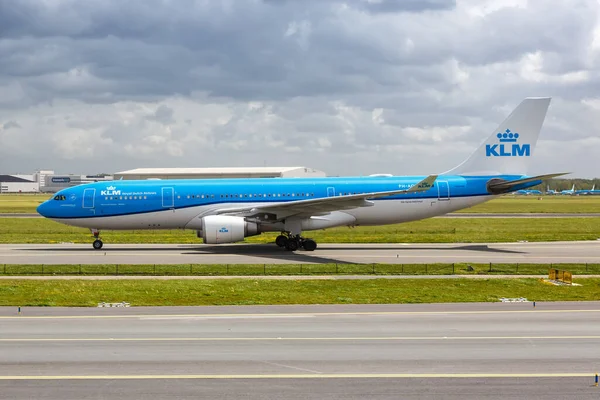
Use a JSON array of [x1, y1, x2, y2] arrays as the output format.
[[515, 189, 543, 195], [37, 98, 564, 251], [575, 185, 600, 195], [560, 184, 576, 195]]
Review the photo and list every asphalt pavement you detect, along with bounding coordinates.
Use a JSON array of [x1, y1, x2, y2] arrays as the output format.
[[1, 240, 599, 265], [1, 302, 600, 399]]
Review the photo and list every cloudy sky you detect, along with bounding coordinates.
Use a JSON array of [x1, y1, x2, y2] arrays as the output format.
[[0, 0, 599, 177]]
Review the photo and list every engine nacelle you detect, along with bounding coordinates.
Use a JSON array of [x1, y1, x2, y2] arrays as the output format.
[[198, 215, 260, 244]]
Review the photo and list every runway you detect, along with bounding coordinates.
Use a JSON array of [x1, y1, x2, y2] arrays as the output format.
[[1, 302, 599, 399], [1, 240, 599, 265]]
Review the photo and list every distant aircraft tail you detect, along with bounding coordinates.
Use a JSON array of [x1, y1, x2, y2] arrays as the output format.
[[445, 97, 551, 176]]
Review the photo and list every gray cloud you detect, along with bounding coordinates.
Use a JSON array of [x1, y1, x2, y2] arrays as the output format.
[[0, 0, 599, 177], [2, 120, 20, 130], [146, 105, 175, 125]]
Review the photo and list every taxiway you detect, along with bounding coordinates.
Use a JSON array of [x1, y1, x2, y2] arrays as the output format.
[[0, 240, 599, 265]]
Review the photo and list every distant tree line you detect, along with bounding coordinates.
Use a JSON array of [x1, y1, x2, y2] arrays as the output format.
[[531, 178, 600, 191]]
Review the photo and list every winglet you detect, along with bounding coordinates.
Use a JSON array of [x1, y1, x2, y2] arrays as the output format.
[[407, 175, 438, 193]]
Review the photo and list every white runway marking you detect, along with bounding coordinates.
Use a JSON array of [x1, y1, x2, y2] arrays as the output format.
[[2, 309, 600, 320], [0, 373, 594, 380], [0, 336, 598, 342]]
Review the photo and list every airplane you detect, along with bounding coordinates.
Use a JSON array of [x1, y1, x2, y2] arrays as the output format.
[[37, 97, 566, 251], [575, 184, 599, 195], [546, 186, 557, 195], [560, 184, 576, 195], [587, 186, 600, 195], [515, 189, 543, 195]]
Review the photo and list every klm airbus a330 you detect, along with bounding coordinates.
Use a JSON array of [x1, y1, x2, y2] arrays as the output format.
[[37, 97, 564, 251]]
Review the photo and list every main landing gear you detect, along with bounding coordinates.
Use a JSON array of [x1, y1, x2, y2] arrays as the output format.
[[91, 229, 103, 250], [275, 233, 317, 252]]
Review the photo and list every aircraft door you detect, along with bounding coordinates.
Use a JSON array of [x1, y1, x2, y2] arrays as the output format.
[[327, 187, 335, 197], [83, 188, 95, 208], [437, 181, 450, 201], [162, 187, 174, 208]]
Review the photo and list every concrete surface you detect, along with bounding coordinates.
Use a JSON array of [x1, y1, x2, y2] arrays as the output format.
[[1, 241, 599, 265], [1, 302, 599, 399]]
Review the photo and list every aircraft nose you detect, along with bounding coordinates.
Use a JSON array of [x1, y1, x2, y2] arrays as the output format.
[[37, 201, 50, 217]]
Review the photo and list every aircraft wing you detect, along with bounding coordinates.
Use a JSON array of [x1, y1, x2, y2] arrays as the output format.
[[487, 173, 569, 193], [214, 175, 438, 220]]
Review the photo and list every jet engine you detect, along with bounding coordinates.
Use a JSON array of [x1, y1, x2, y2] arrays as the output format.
[[197, 215, 260, 244]]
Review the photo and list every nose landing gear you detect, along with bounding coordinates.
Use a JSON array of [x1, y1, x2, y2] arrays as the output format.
[[91, 229, 103, 250]]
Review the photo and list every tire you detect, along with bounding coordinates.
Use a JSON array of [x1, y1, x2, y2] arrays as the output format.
[[285, 239, 299, 251], [93, 240, 103, 250], [275, 235, 288, 247], [302, 239, 317, 251]]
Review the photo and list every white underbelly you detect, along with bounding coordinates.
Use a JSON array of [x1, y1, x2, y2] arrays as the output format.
[[347, 195, 493, 225]]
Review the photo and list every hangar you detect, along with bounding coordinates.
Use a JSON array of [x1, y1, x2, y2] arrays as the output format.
[[0, 175, 38, 193], [114, 167, 326, 180]]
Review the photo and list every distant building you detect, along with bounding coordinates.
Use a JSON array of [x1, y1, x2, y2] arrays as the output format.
[[0, 175, 39, 193], [41, 174, 114, 193], [113, 167, 326, 180]]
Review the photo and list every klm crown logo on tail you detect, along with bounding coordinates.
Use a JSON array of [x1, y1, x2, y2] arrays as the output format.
[[485, 129, 530, 157]]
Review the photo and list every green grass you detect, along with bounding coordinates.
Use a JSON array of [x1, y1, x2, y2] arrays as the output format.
[[457, 196, 600, 213], [1, 278, 599, 306], [0, 194, 50, 213], [3, 217, 598, 244], [2, 194, 600, 214], [2, 263, 599, 276]]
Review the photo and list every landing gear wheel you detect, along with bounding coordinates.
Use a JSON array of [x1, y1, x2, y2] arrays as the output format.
[[285, 239, 299, 251], [302, 239, 317, 251], [275, 235, 288, 247], [93, 239, 103, 250]]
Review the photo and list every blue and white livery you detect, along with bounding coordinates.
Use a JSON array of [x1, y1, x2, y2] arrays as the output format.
[[37, 97, 564, 251]]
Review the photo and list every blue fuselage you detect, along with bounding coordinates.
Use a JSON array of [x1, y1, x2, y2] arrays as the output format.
[[38, 174, 535, 223]]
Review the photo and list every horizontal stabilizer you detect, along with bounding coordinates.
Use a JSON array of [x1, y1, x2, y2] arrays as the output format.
[[487, 173, 569, 194]]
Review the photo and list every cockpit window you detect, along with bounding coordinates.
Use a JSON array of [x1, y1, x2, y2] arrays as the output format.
[[53, 195, 67, 201]]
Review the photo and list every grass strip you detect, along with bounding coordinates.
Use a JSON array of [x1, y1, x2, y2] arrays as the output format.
[[456, 196, 600, 213], [1, 278, 599, 306], [1, 263, 600, 276], [1, 217, 599, 244]]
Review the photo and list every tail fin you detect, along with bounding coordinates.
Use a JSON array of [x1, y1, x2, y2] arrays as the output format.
[[445, 97, 551, 176]]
